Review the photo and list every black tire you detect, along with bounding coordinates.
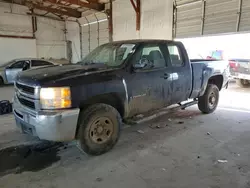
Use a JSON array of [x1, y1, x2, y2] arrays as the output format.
[[0, 77, 3, 86], [198, 84, 219, 114], [236, 79, 250, 88], [77, 103, 122, 156]]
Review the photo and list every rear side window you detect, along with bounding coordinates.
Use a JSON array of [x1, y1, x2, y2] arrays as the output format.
[[168, 45, 184, 67], [32, 60, 53, 67], [133, 44, 166, 70]]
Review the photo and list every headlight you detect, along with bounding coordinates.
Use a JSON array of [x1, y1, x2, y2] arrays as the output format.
[[40, 87, 71, 109]]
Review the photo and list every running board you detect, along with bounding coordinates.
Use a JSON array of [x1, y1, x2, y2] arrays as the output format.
[[124, 100, 198, 125]]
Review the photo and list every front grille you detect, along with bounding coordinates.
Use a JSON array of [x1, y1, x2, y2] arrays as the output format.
[[17, 96, 35, 109], [16, 82, 35, 95]]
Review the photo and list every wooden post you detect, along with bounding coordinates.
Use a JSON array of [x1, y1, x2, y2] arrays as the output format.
[[130, 0, 141, 31]]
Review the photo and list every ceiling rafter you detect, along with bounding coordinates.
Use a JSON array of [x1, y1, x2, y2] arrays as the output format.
[[44, 0, 105, 11], [33, 4, 82, 18], [2, 0, 106, 18]]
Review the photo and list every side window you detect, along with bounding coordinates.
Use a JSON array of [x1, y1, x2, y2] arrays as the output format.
[[40, 61, 53, 66], [134, 44, 166, 70], [32, 60, 52, 67], [168, 45, 184, 67], [9, 61, 25, 69]]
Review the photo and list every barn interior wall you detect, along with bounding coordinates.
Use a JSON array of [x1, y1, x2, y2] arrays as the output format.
[[0, 2, 67, 65], [113, 0, 173, 41], [65, 21, 81, 64], [36, 17, 67, 60]]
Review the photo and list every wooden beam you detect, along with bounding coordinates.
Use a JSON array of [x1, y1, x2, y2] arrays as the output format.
[[31, 4, 82, 18], [107, 0, 113, 42], [1, 0, 82, 18], [45, 0, 105, 11], [0, 34, 34, 39], [130, 0, 141, 31]]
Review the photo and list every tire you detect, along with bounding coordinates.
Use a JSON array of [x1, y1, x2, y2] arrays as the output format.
[[198, 84, 219, 114], [236, 79, 250, 88], [77, 103, 122, 156]]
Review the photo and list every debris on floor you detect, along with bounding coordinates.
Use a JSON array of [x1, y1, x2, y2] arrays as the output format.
[[0, 100, 12, 115], [217, 159, 228, 163], [95, 177, 103, 182], [149, 122, 168, 129], [137, 144, 144, 149], [136, 114, 144, 119], [207, 132, 211, 135], [177, 121, 184, 124], [137, 130, 145, 134]]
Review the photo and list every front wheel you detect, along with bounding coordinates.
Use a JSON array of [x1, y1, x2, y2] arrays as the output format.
[[198, 84, 219, 114], [236, 79, 250, 88], [77, 104, 122, 156]]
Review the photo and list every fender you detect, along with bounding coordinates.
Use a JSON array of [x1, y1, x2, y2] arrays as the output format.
[[75, 77, 128, 118], [199, 68, 224, 96]]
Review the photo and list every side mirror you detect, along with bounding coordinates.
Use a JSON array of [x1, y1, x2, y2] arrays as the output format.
[[22, 64, 29, 71], [133, 58, 149, 69]]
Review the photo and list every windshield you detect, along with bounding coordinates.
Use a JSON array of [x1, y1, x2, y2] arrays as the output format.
[[78, 43, 136, 67]]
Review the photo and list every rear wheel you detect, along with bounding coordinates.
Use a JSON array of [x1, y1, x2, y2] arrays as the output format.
[[77, 104, 121, 155], [236, 79, 250, 88], [198, 84, 219, 114]]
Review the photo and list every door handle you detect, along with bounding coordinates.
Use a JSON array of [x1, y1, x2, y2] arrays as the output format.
[[161, 73, 170, 79]]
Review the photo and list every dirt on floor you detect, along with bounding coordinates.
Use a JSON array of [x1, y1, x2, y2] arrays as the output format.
[[0, 83, 250, 188]]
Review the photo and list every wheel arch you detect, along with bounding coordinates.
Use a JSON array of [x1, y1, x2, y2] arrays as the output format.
[[79, 93, 125, 117], [75, 93, 125, 138], [208, 75, 224, 90]]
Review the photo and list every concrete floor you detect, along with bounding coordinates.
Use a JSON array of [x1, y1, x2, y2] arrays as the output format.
[[0, 83, 250, 188]]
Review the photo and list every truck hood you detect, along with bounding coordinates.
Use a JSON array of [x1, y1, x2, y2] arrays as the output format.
[[16, 64, 110, 86]]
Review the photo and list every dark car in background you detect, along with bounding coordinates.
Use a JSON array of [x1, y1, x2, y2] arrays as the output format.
[[229, 59, 250, 87]]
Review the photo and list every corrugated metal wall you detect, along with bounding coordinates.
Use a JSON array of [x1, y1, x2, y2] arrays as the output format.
[[174, 0, 249, 38], [81, 12, 109, 57]]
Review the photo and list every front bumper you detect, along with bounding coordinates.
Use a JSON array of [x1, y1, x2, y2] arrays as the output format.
[[13, 95, 80, 142]]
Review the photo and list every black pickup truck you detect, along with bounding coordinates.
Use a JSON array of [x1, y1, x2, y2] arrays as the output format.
[[13, 40, 229, 155]]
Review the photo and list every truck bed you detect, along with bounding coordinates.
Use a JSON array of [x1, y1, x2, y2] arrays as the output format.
[[190, 59, 229, 99]]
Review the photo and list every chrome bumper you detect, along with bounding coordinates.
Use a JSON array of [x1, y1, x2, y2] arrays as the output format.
[[13, 95, 80, 142]]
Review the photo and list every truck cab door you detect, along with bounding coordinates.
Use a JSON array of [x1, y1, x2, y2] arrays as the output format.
[[6, 61, 25, 83], [126, 43, 173, 116], [166, 43, 192, 104]]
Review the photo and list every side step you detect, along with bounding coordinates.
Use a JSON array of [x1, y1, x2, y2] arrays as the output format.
[[124, 99, 198, 125]]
